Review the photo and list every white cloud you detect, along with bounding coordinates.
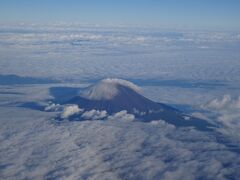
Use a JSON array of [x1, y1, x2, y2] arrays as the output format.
[[203, 94, 232, 110], [81, 109, 107, 120], [202, 95, 240, 125], [133, 108, 146, 116], [200, 95, 240, 144], [191, 112, 210, 121], [108, 110, 135, 122], [183, 116, 191, 120], [61, 105, 83, 119], [150, 119, 176, 129], [44, 102, 61, 112]]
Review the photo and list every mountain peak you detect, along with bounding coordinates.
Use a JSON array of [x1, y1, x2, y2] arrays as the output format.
[[65, 78, 213, 131], [80, 78, 141, 100]]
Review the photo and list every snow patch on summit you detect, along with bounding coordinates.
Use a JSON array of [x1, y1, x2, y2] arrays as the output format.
[[80, 78, 141, 100]]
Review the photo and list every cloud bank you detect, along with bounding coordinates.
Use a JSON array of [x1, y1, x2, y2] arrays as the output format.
[[1, 106, 240, 179]]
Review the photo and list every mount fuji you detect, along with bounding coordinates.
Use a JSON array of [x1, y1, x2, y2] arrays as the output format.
[[64, 79, 213, 131]]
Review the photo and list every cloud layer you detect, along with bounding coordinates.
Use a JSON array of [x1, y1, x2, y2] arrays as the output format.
[[1, 105, 240, 179], [0, 24, 240, 84], [0, 24, 240, 179]]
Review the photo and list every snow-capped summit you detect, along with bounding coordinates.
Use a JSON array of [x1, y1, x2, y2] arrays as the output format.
[[80, 78, 141, 100]]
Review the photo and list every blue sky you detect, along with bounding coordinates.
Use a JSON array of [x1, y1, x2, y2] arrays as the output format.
[[0, 0, 240, 29]]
